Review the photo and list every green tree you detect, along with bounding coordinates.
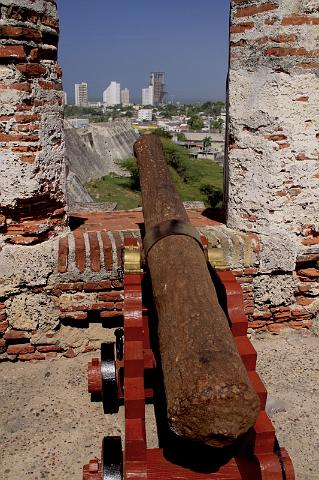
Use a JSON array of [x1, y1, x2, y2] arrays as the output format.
[[200, 183, 223, 208], [153, 128, 172, 139], [187, 115, 204, 131], [119, 158, 140, 190], [177, 132, 187, 142], [203, 136, 212, 151], [211, 118, 224, 132]]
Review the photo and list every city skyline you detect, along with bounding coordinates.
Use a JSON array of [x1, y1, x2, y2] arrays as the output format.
[[57, 0, 230, 103]]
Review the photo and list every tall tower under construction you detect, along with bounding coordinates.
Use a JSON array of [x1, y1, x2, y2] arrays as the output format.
[[149, 72, 166, 105]]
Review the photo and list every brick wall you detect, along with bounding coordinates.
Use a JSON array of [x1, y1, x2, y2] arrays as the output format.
[[225, 0, 319, 329], [0, 0, 66, 245], [226, 0, 319, 242]]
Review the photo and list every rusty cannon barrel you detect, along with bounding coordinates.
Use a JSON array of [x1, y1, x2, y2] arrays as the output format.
[[134, 134, 260, 448]]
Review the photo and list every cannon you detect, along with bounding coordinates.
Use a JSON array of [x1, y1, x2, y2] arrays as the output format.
[[83, 134, 295, 479]]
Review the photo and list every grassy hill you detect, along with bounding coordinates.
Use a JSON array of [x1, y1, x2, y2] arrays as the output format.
[[86, 137, 223, 210]]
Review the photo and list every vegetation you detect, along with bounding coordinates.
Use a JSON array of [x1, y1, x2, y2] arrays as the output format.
[[86, 135, 223, 210], [64, 105, 134, 123], [187, 114, 204, 131]]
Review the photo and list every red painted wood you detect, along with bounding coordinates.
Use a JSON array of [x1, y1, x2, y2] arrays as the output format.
[[84, 236, 295, 480], [123, 255, 147, 479], [88, 231, 101, 272], [215, 271, 248, 337]]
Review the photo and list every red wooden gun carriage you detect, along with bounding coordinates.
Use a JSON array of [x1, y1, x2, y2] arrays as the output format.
[[83, 135, 295, 480]]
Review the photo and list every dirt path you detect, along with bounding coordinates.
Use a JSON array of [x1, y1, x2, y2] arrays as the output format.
[[0, 330, 318, 480]]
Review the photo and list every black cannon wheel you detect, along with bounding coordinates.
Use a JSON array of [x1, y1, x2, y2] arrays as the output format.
[[102, 436, 123, 480], [101, 342, 118, 414]]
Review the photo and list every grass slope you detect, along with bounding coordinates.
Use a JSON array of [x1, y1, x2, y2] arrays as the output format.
[[86, 139, 223, 210]]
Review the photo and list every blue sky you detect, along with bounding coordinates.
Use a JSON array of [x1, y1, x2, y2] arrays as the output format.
[[56, 0, 230, 104]]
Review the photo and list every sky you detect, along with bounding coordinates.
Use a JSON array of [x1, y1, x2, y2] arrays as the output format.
[[56, 0, 230, 104]]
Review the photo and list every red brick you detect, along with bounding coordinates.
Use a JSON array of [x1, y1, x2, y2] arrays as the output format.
[[54, 282, 84, 292], [100, 311, 123, 319], [12, 145, 40, 153], [8, 236, 38, 245], [83, 281, 112, 291], [97, 291, 124, 302], [299, 62, 319, 69], [243, 267, 258, 275], [0, 320, 9, 333], [0, 26, 41, 41], [91, 302, 115, 311], [0, 45, 25, 60], [18, 352, 45, 361], [298, 268, 319, 278], [0, 81, 31, 92], [296, 297, 314, 306], [19, 154, 36, 164], [281, 16, 319, 26], [101, 231, 113, 270], [265, 47, 319, 57], [60, 303, 91, 312], [63, 348, 76, 358], [58, 236, 69, 273], [294, 96, 309, 102], [4, 330, 30, 341], [46, 352, 58, 359], [74, 232, 86, 273], [88, 231, 101, 272], [298, 284, 312, 293], [296, 152, 307, 161], [0, 312, 7, 322], [291, 309, 311, 317], [41, 14, 59, 29], [60, 311, 88, 320], [249, 320, 269, 329], [230, 22, 254, 33], [15, 113, 41, 124], [302, 237, 319, 246], [36, 345, 64, 352], [235, 3, 278, 18], [7, 344, 34, 355], [38, 80, 61, 91], [267, 134, 288, 142], [111, 279, 123, 289], [271, 34, 297, 43], [267, 323, 288, 334]]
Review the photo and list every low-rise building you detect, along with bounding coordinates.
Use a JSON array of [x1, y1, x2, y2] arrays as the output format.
[[138, 109, 153, 122]]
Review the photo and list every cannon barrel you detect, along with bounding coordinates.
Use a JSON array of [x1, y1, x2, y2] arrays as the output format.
[[134, 134, 259, 448]]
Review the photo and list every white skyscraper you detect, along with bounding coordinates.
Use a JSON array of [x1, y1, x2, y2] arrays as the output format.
[[142, 85, 154, 106], [74, 82, 88, 106], [103, 81, 121, 106], [121, 88, 130, 107], [63, 91, 68, 106]]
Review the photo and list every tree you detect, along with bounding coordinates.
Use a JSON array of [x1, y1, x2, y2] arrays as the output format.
[[211, 118, 224, 133], [203, 136, 212, 151], [119, 158, 140, 190], [187, 115, 204, 131], [153, 128, 172, 139], [177, 132, 187, 142], [200, 183, 223, 208]]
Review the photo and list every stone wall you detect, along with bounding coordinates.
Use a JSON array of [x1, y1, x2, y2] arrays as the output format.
[[225, 0, 319, 328], [0, 0, 66, 245], [0, 0, 319, 363]]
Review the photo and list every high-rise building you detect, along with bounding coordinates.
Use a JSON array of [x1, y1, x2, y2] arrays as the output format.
[[142, 85, 154, 106], [150, 72, 166, 105], [74, 82, 88, 106], [103, 81, 121, 106], [63, 91, 67, 106], [121, 88, 130, 106]]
